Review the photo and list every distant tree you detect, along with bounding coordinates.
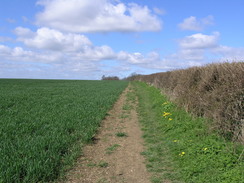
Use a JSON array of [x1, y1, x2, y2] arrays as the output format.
[[124, 72, 142, 81], [101, 75, 120, 80]]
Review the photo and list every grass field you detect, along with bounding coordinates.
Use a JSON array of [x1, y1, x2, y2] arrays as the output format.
[[0, 79, 128, 183], [133, 81, 243, 183], [1, 79, 243, 183]]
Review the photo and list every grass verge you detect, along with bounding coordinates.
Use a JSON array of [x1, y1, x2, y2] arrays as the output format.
[[132, 81, 244, 183]]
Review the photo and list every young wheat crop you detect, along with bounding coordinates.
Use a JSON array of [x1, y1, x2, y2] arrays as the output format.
[[0, 79, 128, 183]]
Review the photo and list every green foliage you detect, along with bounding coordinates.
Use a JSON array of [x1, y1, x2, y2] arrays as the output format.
[[106, 144, 121, 154], [98, 161, 109, 168], [116, 132, 128, 137], [122, 103, 133, 110], [133, 81, 244, 183], [126, 88, 136, 103], [119, 114, 129, 119], [86, 162, 97, 167], [0, 79, 128, 183]]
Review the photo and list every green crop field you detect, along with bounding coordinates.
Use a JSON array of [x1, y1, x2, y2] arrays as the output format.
[[0, 79, 128, 183]]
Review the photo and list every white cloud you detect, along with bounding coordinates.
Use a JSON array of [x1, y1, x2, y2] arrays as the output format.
[[14, 27, 35, 37], [170, 49, 205, 61], [170, 32, 244, 65], [1, 28, 119, 74], [15, 27, 92, 52], [211, 45, 244, 60], [117, 51, 161, 64], [14, 27, 118, 61], [179, 32, 219, 49], [118, 51, 143, 64], [0, 45, 11, 55], [169, 32, 220, 64], [2, 27, 244, 79], [36, 0, 162, 33], [74, 45, 116, 61], [0, 44, 63, 63], [178, 15, 214, 31]]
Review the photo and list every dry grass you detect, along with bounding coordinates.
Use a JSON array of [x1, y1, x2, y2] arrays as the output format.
[[129, 62, 244, 143]]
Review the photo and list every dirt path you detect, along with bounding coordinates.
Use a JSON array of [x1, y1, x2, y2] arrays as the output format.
[[62, 86, 151, 183]]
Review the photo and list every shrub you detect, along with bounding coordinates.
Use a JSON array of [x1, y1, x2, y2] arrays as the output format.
[[101, 75, 120, 80]]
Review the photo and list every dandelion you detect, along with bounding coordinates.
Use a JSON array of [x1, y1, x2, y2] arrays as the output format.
[[169, 118, 173, 121], [179, 152, 185, 157], [163, 112, 171, 117]]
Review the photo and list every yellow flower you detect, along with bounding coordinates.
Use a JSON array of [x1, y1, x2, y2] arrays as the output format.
[[179, 152, 185, 156], [163, 112, 171, 117], [173, 140, 178, 142], [169, 118, 173, 121], [203, 148, 208, 151]]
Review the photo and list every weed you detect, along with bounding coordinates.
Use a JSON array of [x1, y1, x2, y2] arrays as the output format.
[[106, 144, 121, 154], [116, 132, 128, 137], [87, 162, 97, 167], [97, 178, 109, 183], [98, 161, 109, 168], [122, 104, 133, 110], [126, 90, 137, 103], [119, 113, 129, 119]]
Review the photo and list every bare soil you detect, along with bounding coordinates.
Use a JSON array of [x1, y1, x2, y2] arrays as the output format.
[[61, 86, 151, 183]]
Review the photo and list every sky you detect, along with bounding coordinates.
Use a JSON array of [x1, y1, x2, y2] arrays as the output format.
[[0, 0, 243, 80]]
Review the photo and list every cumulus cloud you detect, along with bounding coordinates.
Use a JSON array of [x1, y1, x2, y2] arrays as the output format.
[[211, 45, 244, 60], [73, 45, 116, 61], [0, 44, 63, 63], [178, 15, 214, 31], [169, 32, 220, 64], [13, 27, 165, 64], [15, 27, 92, 52], [14, 27, 119, 62], [0, 45, 11, 55], [179, 32, 219, 49], [118, 51, 161, 64], [170, 49, 205, 61], [35, 0, 162, 32], [2, 27, 244, 79], [171, 32, 244, 65], [14, 27, 35, 37]]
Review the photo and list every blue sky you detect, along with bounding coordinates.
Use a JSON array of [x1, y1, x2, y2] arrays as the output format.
[[0, 0, 243, 79]]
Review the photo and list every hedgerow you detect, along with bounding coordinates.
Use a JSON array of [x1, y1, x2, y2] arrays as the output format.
[[129, 62, 244, 142]]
